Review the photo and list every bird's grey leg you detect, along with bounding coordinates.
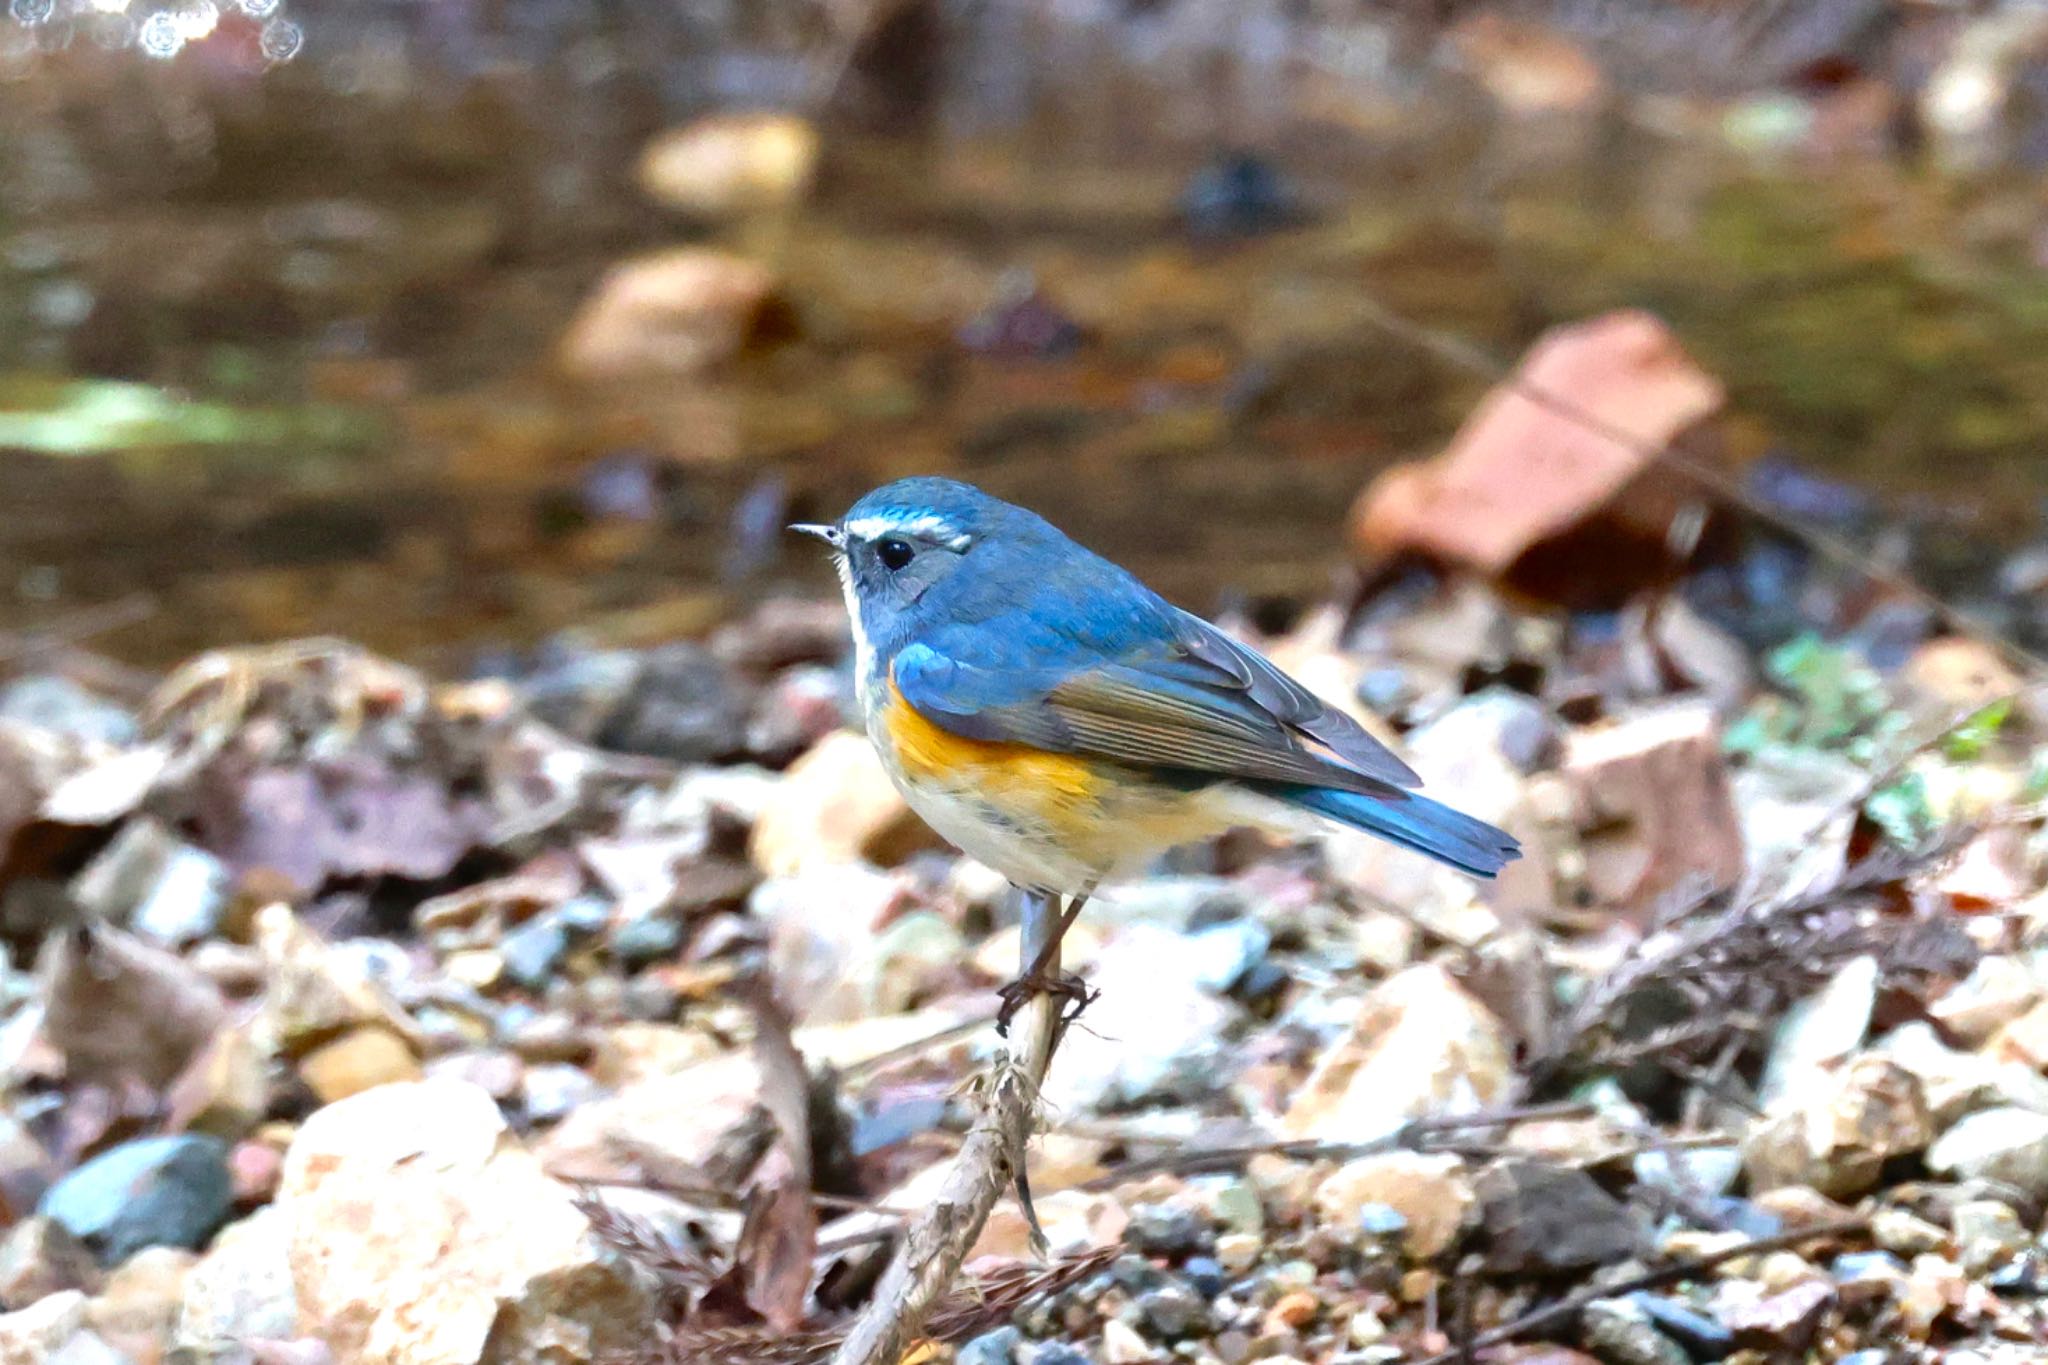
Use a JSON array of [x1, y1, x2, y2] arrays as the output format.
[[995, 886, 1097, 1038], [1002, 884, 1096, 1256]]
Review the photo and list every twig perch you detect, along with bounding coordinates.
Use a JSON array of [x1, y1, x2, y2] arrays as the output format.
[[827, 900, 1070, 1365]]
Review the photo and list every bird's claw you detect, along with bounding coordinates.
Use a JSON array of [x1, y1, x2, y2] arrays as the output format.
[[994, 969, 1096, 1037]]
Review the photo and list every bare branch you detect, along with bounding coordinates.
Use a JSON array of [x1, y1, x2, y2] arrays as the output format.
[[826, 916, 1073, 1365]]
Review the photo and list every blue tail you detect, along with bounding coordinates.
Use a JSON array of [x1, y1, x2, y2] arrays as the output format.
[[1263, 783, 1521, 878]]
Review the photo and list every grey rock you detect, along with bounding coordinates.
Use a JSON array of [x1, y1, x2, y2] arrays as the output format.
[[38, 1136, 232, 1265], [609, 914, 683, 965], [1477, 1161, 1637, 1274], [1038, 924, 1233, 1113], [1927, 1107, 2048, 1199], [517, 647, 643, 741], [1428, 687, 1560, 773], [1125, 1202, 1207, 1258], [599, 643, 752, 763], [1138, 1283, 1208, 1338]]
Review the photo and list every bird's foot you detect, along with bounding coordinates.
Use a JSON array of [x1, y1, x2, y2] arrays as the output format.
[[994, 968, 1096, 1038]]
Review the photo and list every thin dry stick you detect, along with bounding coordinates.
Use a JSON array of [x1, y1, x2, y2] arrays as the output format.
[[826, 929, 1068, 1365], [1413, 1217, 1870, 1365], [1073, 1100, 1596, 1188]]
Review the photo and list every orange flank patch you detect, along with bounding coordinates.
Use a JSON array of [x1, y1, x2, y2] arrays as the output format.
[[883, 678, 1101, 807], [881, 675, 1247, 877]]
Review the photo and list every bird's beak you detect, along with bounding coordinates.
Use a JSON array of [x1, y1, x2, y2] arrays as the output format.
[[790, 522, 843, 548]]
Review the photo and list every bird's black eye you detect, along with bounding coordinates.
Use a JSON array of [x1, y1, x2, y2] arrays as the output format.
[[875, 537, 915, 571]]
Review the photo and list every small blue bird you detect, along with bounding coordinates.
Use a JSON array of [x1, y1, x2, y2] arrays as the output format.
[[795, 477, 1518, 1017]]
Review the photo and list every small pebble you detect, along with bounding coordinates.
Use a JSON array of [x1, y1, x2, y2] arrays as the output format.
[[958, 1327, 1019, 1365], [1213, 1330, 1253, 1365], [1755, 1249, 1824, 1293], [1871, 1208, 1947, 1258], [1264, 1290, 1318, 1331], [1215, 1233, 1260, 1273], [1101, 1318, 1152, 1364], [1355, 1203, 1409, 1240], [1182, 1256, 1225, 1298], [1951, 1199, 2028, 1274], [609, 915, 683, 965], [1346, 1308, 1387, 1346], [1269, 1260, 1316, 1292], [1138, 1283, 1206, 1338], [520, 1063, 602, 1122], [1580, 1297, 1691, 1365], [1031, 1344, 1090, 1365], [1110, 1254, 1163, 1294], [1832, 1250, 1906, 1281], [1628, 1292, 1733, 1359]]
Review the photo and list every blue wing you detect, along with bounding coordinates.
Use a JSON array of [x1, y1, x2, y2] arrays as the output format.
[[893, 605, 1420, 795]]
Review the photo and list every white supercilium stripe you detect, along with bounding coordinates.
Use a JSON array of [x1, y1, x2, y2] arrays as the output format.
[[843, 514, 971, 550]]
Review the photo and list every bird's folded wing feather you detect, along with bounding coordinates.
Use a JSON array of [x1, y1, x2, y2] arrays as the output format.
[[892, 624, 1418, 794]]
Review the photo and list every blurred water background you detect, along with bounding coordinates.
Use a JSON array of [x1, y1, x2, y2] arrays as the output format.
[[4, 0, 2048, 667]]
